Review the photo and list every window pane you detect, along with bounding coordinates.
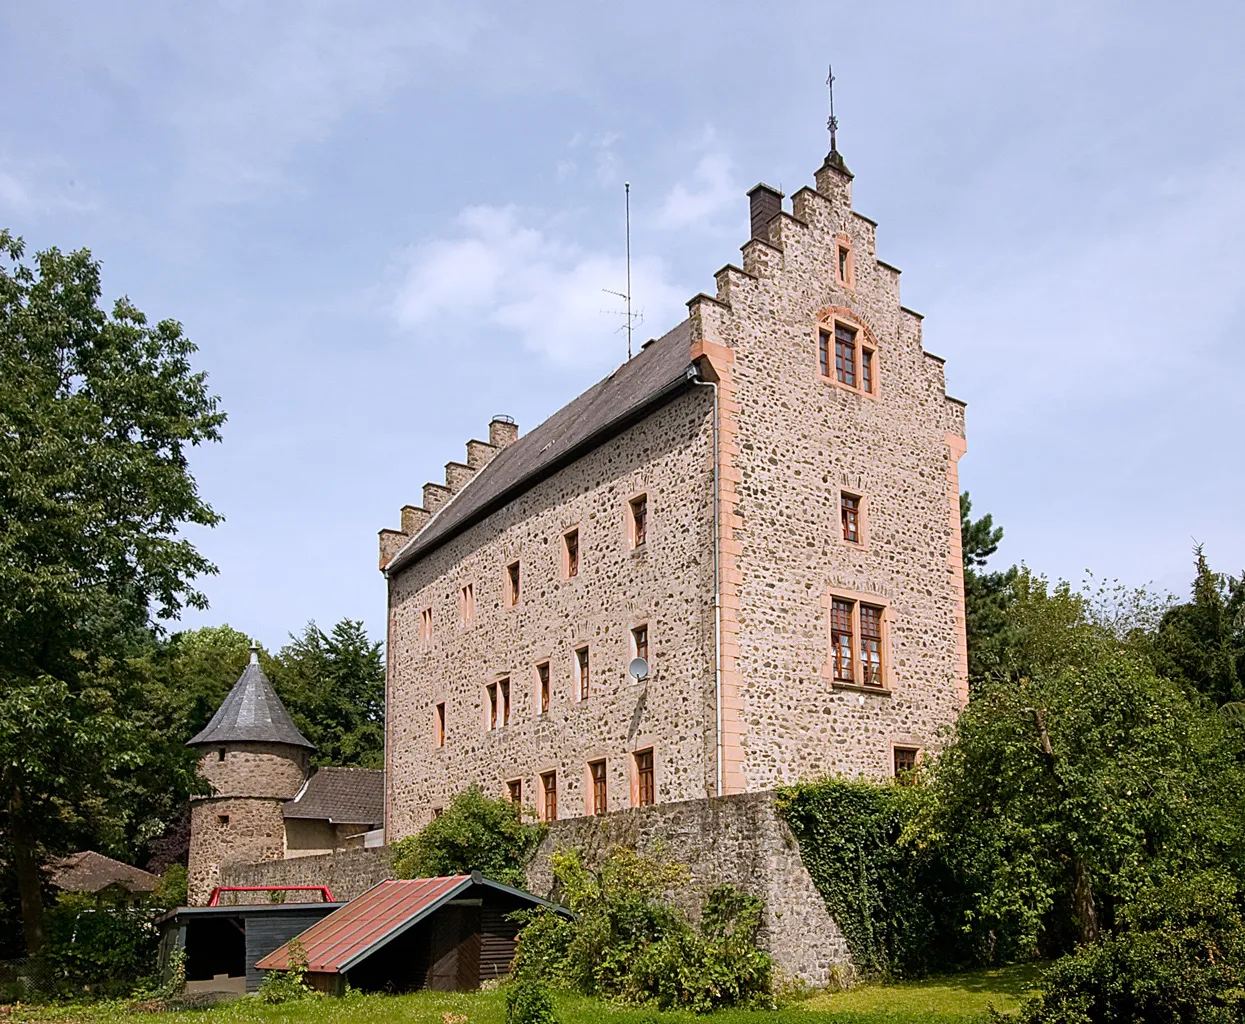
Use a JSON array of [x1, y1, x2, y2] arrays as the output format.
[[819, 331, 830, 376], [538, 663, 550, 713], [835, 325, 857, 387], [578, 648, 590, 700], [831, 599, 854, 681], [636, 749, 654, 806], [841, 495, 859, 543], [861, 605, 883, 686], [862, 349, 873, 393]]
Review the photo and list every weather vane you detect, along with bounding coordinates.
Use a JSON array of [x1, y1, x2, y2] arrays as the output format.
[[826, 63, 839, 153]]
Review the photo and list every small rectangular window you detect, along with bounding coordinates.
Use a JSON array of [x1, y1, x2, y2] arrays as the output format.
[[635, 749, 655, 807], [841, 494, 860, 544], [818, 330, 831, 377], [537, 661, 551, 714], [894, 747, 919, 781], [835, 324, 857, 388], [564, 529, 579, 578], [420, 606, 433, 644], [631, 624, 649, 663], [500, 677, 511, 726], [861, 348, 874, 394], [459, 583, 474, 625], [838, 245, 849, 283], [831, 599, 855, 682], [630, 495, 648, 549], [432, 807, 444, 819], [217, 748, 226, 763], [590, 759, 607, 816], [861, 605, 884, 687], [217, 814, 230, 826], [486, 682, 498, 730], [576, 646, 590, 700], [540, 771, 558, 822], [507, 779, 522, 804], [435, 702, 445, 746], [505, 561, 520, 606]]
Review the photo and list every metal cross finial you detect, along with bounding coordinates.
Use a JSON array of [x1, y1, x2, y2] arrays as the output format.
[[826, 63, 839, 153]]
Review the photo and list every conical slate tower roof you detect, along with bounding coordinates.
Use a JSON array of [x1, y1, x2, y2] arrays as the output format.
[[188, 644, 314, 750]]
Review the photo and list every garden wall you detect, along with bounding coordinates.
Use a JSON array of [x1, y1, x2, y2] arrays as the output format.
[[218, 846, 393, 903]]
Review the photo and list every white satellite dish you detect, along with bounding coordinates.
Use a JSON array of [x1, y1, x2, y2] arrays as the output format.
[[628, 657, 650, 682]]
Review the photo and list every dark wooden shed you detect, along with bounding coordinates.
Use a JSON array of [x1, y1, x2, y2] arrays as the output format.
[[255, 873, 566, 993]]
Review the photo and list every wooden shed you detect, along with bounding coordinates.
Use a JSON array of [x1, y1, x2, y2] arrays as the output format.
[[255, 873, 566, 993]]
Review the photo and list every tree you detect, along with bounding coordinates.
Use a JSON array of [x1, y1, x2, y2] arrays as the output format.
[[0, 231, 223, 952], [270, 619, 385, 768], [960, 492, 1018, 689]]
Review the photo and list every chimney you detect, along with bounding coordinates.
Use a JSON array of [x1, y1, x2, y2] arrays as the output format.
[[489, 415, 519, 449], [747, 183, 783, 243]]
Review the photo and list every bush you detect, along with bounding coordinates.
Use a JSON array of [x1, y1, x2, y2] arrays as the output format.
[[153, 864, 188, 908], [257, 939, 316, 1004], [513, 847, 772, 1011], [392, 786, 546, 886], [41, 892, 160, 996], [1017, 873, 1245, 1024], [506, 978, 559, 1024]]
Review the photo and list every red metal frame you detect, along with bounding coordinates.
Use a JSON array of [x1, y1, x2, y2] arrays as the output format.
[[207, 884, 335, 906]]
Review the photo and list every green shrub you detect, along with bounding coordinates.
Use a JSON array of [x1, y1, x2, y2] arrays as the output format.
[[505, 978, 559, 1024], [153, 864, 188, 908], [1017, 873, 1245, 1024], [513, 847, 772, 1011], [392, 786, 546, 886], [41, 892, 160, 996], [257, 939, 316, 1004]]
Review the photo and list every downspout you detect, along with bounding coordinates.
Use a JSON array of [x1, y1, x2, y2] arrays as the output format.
[[692, 374, 723, 798]]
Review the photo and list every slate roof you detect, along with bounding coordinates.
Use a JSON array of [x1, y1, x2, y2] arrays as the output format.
[[188, 650, 314, 750], [48, 851, 159, 894], [284, 767, 384, 826], [255, 875, 566, 974], [386, 319, 696, 574]]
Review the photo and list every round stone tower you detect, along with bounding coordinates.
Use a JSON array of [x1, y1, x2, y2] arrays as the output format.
[[186, 643, 314, 906]]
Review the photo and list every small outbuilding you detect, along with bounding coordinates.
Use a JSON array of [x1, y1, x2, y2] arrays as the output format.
[[48, 851, 160, 905], [256, 873, 566, 993]]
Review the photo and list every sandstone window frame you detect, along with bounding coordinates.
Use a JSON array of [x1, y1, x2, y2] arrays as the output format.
[[630, 622, 649, 664], [820, 586, 894, 693], [562, 526, 581, 579], [588, 758, 608, 816], [434, 702, 446, 747], [631, 748, 656, 807], [574, 645, 591, 701], [839, 490, 869, 548], [535, 661, 551, 715], [459, 582, 475, 626], [893, 745, 921, 783], [627, 492, 648, 551], [816, 312, 878, 399], [419, 606, 434, 647], [504, 560, 521, 608], [834, 232, 856, 290], [485, 677, 511, 730], [539, 770, 558, 822]]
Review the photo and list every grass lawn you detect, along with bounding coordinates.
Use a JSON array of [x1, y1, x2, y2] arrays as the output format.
[[6, 964, 1042, 1024]]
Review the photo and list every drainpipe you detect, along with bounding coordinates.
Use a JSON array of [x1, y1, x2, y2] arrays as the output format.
[[692, 373, 723, 798]]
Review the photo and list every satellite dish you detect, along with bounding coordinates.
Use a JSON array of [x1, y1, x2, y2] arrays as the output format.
[[628, 657, 650, 682]]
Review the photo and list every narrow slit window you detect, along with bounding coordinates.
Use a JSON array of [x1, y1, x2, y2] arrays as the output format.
[[459, 584, 474, 625], [818, 330, 831, 377], [435, 702, 445, 746], [831, 599, 855, 682], [861, 604, 884, 687], [538, 662, 551, 714], [420, 606, 433, 644], [841, 494, 860, 544], [507, 779, 522, 804], [590, 759, 607, 816], [631, 624, 649, 663], [835, 324, 857, 388], [506, 561, 520, 606], [838, 245, 850, 283], [217, 748, 226, 763], [541, 771, 558, 822], [486, 683, 498, 730], [861, 348, 874, 394], [564, 529, 579, 578], [500, 677, 511, 726], [576, 646, 590, 700], [630, 495, 648, 548], [635, 749, 655, 807]]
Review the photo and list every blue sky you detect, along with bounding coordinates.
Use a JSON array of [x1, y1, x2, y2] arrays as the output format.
[[3, 2, 1243, 649]]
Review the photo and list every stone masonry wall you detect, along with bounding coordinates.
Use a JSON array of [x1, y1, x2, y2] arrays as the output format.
[[187, 797, 288, 906], [687, 154, 967, 787], [525, 791, 850, 986], [218, 845, 394, 903], [386, 391, 717, 837], [195, 743, 309, 798]]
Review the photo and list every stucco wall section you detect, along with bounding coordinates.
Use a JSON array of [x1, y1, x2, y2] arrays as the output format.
[[385, 391, 717, 837], [526, 791, 851, 986]]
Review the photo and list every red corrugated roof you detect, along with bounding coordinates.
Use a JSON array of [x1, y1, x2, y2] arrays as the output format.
[[255, 876, 471, 974]]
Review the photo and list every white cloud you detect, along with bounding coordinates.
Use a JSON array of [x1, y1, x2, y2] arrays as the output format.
[[392, 205, 689, 366], [653, 151, 739, 231]]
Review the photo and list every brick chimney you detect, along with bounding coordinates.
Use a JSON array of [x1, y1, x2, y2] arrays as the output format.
[[489, 415, 519, 449], [747, 183, 783, 243]]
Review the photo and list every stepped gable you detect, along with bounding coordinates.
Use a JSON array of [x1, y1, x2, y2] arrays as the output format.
[[285, 767, 384, 826], [187, 646, 314, 750], [386, 318, 694, 573]]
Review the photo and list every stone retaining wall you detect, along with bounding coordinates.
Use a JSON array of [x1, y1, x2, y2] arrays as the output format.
[[218, 846, 393, 903]]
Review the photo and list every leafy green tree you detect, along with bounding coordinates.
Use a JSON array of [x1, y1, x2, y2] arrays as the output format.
[[960, 493, 1018, 689], [0, 231, 223, 952], [391, 786, 545, 886], [1154, 547, 1245, 708], [270, 619, 385, 768], [922, 574, 1245, 957]]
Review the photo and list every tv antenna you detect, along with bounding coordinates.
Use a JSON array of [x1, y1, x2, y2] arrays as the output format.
[[602, 181, 642, 359], [826, 63, 839, 153]]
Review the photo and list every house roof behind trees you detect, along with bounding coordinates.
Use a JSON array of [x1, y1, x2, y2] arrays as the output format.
[[49, 851, 159, 894], [188, 646, 314, 750], [285, 767, 384, 826]]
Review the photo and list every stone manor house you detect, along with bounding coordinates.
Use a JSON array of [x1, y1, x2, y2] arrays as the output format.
[[377, 144, 969, 836]]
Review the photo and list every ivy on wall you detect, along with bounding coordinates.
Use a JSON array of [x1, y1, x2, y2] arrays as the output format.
[[775, 779, 968, 979]]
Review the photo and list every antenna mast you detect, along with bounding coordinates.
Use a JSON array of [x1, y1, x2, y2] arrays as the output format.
[[826, 63, 838, 153], [625, 181, 633, 359]]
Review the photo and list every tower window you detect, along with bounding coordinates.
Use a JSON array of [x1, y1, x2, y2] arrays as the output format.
[[629, 495, 648, 549], [835, 324, 857, 388], [861, 347, 874, 394], [435, 702, 446, 747], [634, 749, 655, 807], [589, 759, 607, 816], [459, 583, 475, 625], [861, 605, 884, 686], [486, 679, 510, 729], [537, 661, 551, 714], [505, 561, 521, 606], [217, 748, 226, 763], [631, 624, 649, 663], [841, 494, 861, 544], [420, 606, 433, 644], [540, 771, 558, 822], [217, 814, 230, 826], [564, 529, 579, 578], [827, 593, 891, 689], [838, 245, 849, 283], [831, 599, 855, 682], [575, 646, 591, 700], [819, 330, 831, 377]]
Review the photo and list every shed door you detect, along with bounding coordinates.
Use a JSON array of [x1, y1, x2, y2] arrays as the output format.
[[426, 906, 481, 991]]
